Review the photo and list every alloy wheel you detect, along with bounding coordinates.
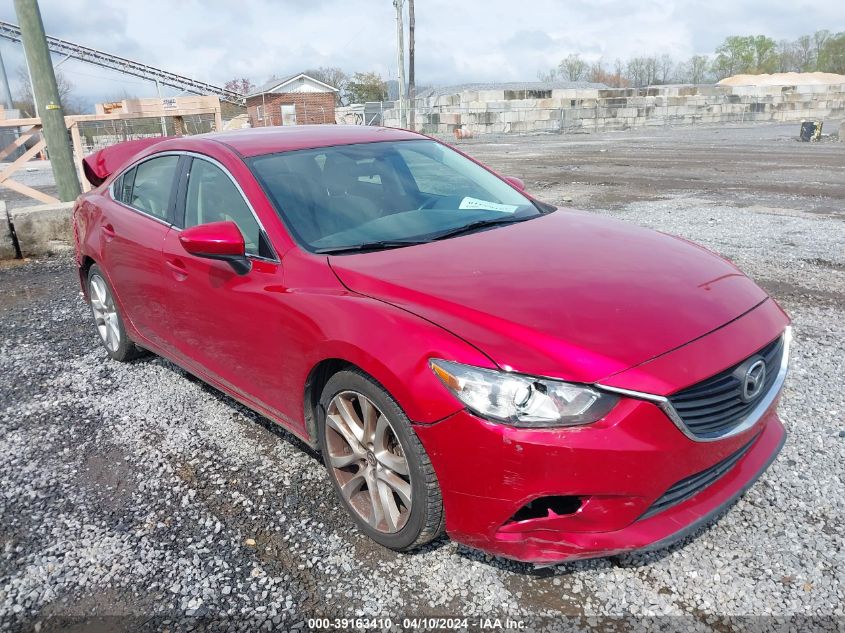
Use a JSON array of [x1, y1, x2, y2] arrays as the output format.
[[89, 274, 120, 352], [324, 391, 412, 533]]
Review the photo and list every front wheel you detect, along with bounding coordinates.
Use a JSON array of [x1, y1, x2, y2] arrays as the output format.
[[87, 264, 143, 362], [318, 369, 444, 551]]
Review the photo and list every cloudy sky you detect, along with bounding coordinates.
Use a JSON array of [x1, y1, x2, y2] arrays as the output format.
[[0, 0, 842, 109]]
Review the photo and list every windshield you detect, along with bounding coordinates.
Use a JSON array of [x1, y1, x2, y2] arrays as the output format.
[[248, 140, 548, 253]]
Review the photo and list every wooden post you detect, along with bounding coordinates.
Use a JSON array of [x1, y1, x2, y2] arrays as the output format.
[[214, 104, 223, 131], [13, 0, 81, 201], [68, 121, 90, 192]]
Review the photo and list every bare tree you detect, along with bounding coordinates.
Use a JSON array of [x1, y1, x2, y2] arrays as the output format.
[[303, 67, 348, 104], [15, 65, 80, 115], [657, 54, 674, 84], [775, 40, 798, 72], [794, 35, 815, 71], [813, 30, 831, 63], [625, 57, 645, 87], [224, 78, 255, 95], [558, 54, 587, 81], [585, 58, 629, 88], [643, 56, 659, 85], [586, 59, 606, 84], [537, 68, 559, 82], [681, 55, 711, 84], [613, 59, 626, 87]]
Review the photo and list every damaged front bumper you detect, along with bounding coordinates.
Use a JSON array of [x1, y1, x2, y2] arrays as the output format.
[[414, 399, 786, 564]]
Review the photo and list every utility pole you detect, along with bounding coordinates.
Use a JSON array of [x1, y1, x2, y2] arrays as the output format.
[[408, 0, 415, 131], [0, 48, 14, 110], [13, 0, 80, 201], [393, 0, 406, 128]]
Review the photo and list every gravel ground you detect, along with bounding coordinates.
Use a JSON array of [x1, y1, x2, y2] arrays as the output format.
[[1, 123, 844, 631]]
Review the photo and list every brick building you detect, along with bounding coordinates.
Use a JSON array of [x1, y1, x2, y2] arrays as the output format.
[[245, 73, 339, 127]]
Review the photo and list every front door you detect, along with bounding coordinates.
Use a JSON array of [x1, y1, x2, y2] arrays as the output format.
[[160, 156, 293, 423]]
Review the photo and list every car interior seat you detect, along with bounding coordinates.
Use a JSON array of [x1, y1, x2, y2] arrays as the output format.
[[320, 153, 383, 232]]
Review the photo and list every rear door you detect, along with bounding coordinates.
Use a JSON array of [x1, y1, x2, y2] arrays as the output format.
[[160, 155, 289, 415], [101, 154, 182, 352]]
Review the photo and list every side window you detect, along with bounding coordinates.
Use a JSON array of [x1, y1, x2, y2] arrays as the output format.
[[127, 156, 179, 220], [114, 167, 137, 204], [113, 174, 123, 200], [185, 159, 262, 256]]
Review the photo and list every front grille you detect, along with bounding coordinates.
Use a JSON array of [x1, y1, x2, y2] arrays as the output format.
[[641, 435, 757, 519], [668, 335, 784, 439]]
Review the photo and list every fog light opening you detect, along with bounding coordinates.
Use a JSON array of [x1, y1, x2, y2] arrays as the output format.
[[508, 496, 583, 523]]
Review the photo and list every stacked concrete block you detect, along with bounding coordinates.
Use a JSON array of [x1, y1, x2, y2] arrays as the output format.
[[551, 89, 580, 100], [439, 112, 461, 125], [370, 83, 844, 136]]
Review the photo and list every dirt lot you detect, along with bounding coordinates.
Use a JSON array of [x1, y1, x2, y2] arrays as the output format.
[[1, 122, 843, 631]]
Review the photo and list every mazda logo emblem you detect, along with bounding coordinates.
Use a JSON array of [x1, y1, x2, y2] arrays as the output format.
[[742, 359, 767, 402]]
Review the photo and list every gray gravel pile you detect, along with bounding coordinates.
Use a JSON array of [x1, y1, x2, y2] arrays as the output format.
[[1, 127, 844, 630]]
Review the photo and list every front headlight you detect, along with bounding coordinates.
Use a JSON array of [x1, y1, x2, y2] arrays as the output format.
[[429, 359, 618, 428]]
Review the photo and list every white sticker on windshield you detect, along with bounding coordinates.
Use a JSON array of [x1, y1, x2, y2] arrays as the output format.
[[458, 197, 518, 213]]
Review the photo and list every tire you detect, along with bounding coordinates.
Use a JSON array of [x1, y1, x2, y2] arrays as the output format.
[[317, 368, 444, 551], [86, 264, 144, 362]]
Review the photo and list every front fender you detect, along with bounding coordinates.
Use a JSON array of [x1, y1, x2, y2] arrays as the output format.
[[274, 249, 496, 427], [304, 298, 495, 423]]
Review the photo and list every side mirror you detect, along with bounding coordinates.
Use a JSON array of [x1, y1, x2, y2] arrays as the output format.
[[504, 176, 525, 191], [179, 221, 251, 275]]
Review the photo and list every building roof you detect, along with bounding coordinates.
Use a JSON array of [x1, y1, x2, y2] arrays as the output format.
[[415, 80, 607, 99], [247, 72, 339, 97]]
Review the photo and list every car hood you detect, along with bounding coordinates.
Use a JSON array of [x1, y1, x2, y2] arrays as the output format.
[[328, 210, 768, 383]]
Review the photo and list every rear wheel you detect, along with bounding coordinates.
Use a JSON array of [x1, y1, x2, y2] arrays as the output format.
[[87, 264, 143, 362], [318, 369, 444, 551]]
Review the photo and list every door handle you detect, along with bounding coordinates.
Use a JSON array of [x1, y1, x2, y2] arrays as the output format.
[[101, 224, 116, 241], [165, 259, 188, 281]]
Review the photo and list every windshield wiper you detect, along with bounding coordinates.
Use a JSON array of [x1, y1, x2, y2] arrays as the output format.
[[429, 215, 536, 241], [313, 239, 428, 255], [314, 216, 538, 254]]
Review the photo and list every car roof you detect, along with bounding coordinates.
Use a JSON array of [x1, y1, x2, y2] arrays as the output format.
[[197, 125, 427, 158]]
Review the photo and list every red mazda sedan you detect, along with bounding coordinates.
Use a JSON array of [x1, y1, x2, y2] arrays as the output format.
[[73, 125, 790, 563]]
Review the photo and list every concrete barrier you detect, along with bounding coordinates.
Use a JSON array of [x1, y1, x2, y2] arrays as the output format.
[[4, 201, 74, 258], [0, 202, 17, 260], [383, 83, 845, 135]]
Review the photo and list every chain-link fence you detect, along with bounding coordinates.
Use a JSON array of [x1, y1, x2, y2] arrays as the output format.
[[336, 85, 845, 140], [76, 113, 218, 154]]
